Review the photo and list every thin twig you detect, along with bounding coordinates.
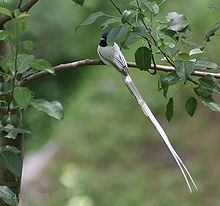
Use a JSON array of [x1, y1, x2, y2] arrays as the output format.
[[147, 41, 157, 75], [136, 0, 176, 69], [188, 77, 199, 85], [20, 0, 39, 13], [128, 62, 220, 79], [109, 0, 122, 15], [7, 21, 19, 113], [148, 13, 157, 74], [159, 0, 166, 7], [136, 0, 157, 74], [18, 59, 220, 87], [108, 0, 134, 27], [158, 47, 175, 67], [0, 0, 40, 25]]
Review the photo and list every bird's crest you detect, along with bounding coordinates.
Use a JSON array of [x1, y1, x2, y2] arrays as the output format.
[[100, 30, 111, 41]]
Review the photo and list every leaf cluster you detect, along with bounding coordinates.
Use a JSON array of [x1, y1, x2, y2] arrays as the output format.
[[77, 0, 220, 121], [0, 5, 64, 204], [0, 7, 64, 119]]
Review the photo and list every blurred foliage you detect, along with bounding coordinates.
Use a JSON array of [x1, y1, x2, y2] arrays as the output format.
[[11, 0, 220, 205]]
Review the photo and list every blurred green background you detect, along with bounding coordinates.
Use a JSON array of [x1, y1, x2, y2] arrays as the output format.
[[5, 0, 220, 205]]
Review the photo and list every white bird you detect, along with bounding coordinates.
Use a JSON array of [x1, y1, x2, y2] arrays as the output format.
[[97, 30, 198, 192]]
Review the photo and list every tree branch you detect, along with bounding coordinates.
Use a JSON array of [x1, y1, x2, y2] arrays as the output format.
[[19, 0, 39, 13], [0, 0, 39, 25], [17, 0, 23, 9], [109, 0, 122, 15], [18, 59, 220, 86]]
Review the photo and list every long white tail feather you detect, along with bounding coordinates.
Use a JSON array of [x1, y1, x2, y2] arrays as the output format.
[[123, 75, 198, 192]]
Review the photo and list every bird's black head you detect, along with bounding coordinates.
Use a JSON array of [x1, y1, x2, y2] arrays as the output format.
[[99, 30, 111, 47]]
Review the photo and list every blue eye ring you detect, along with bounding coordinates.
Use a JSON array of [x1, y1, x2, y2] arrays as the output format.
[[100, 37, 106, 41]]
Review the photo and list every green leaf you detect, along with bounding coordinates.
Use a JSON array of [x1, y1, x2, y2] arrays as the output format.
[[14, 87, 32, 110], [201, 97, 220, 112], [16, 12, 29, 19], [165, 47, 179, 57], [186, 97, 197, 117], [17, 54, 35, 73], [0, 146, 20, 154], [20, 68, 36, 79], [115, 24, 129, 41], [0, 147, 22, 181], [144, 1, 159, 16], [158, 82, 169, 98], [3, 129, 17, 139], [132, 25, 151, 39], [29, 59, 54, 73], [164, 42, 175, 48], [14, 11, 29, 19], [160, 72, 179, 98], [174, 27, 192, 39], [30, 99, 64, 120], [181, 39, 204, 49], [199, 75, 220, 94], [107, 25, 128, 46], [166, 97, 174, 122], [130, 0, 138, 9], [13, 10, 21, 18], [101, 18, 121, 30], [0, 82, 12, 95], [1, 115, 20, 127], [163, 85, 168, 98], [135, 47, 151, 71], [151, 29, 164, 47], [160, 72, 179, 88], [189, 48, 203, 56], [205, 22, 220, 42], [130, 0, 156, 10], [194, 85, 212, 98], [0, 186, 18, 206], [160, 28, 178, 41], [22, 40, 35, 52], [9, 127, 30, 134], [0, 124, 31, 137], [71, 0, 85, 6], [75, 11, 105, 31], [181, 39, 203, 49], [0, 30, 8, 41], [81, 12, 104, 26], [121, 36, 139, 48], [1, 54, 35, 74], [166, 12, 189, 31], [0, 115, 31, 138], [121, 10, 136, 24], [174, 59, 195, 81], [1, 58, 14, 73], [0, 7, 12, 17], [107, 26, 122, 45], [194, 57, 219, 70], [177, 52, 190, 60]]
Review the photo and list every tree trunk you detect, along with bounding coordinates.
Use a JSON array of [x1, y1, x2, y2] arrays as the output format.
[[0, 25, 23, 206]]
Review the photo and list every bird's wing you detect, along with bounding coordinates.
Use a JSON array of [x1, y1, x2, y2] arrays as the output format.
[[98, 43, 129, 76]]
